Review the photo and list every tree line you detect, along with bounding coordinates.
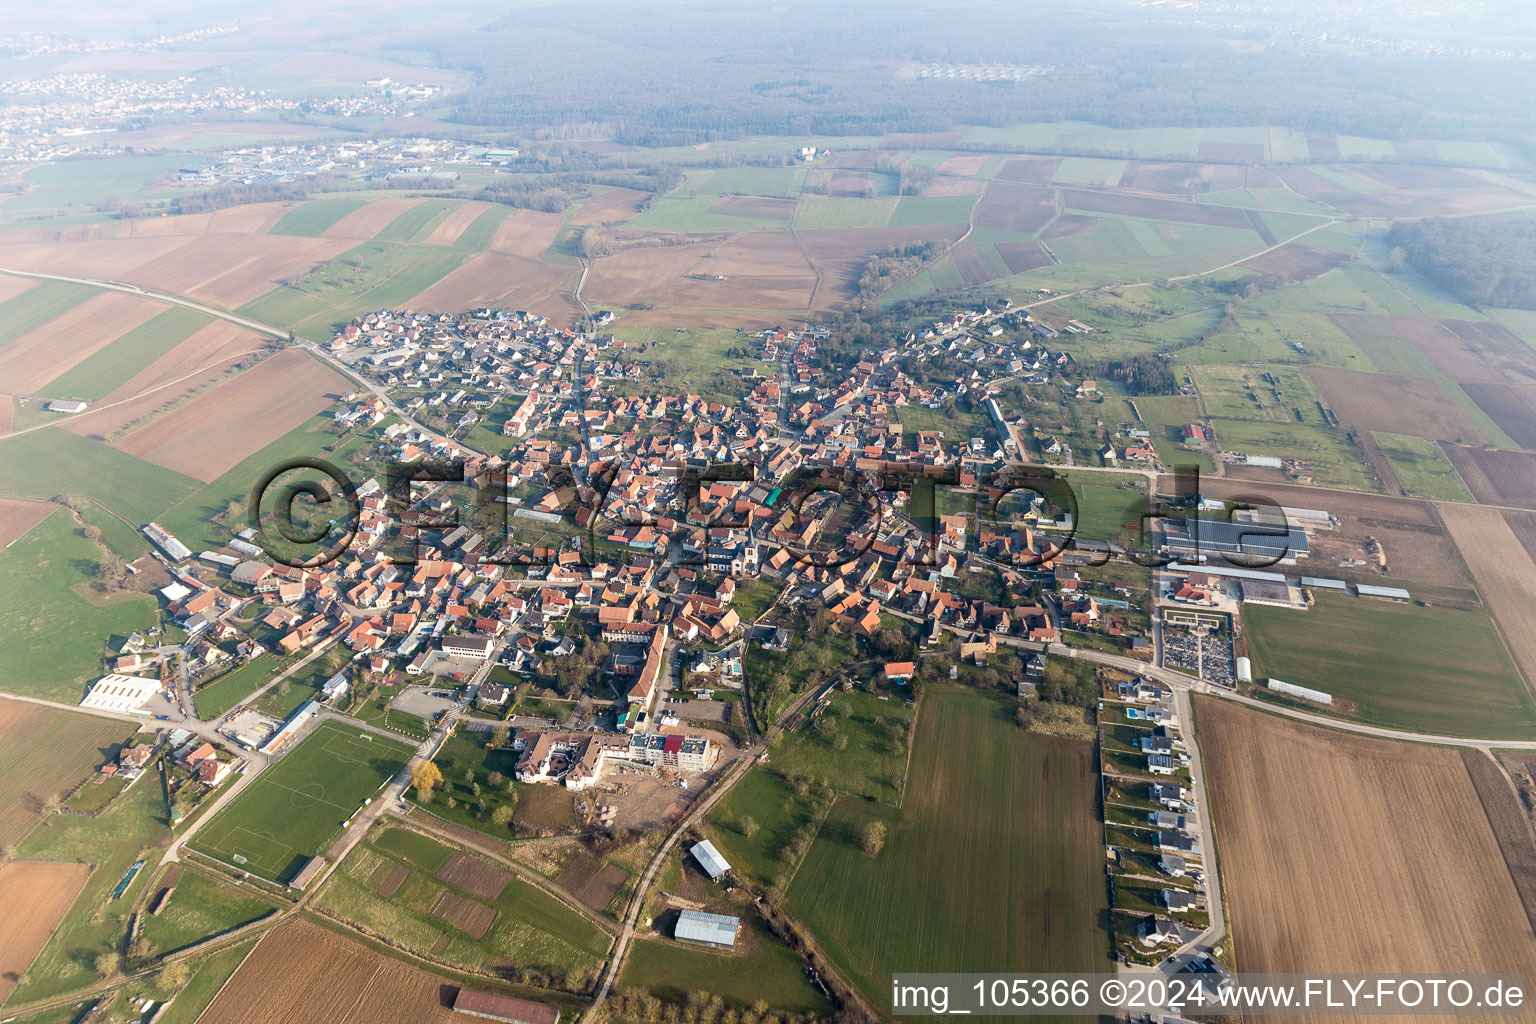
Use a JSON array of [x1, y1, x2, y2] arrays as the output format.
[[1390, 216, 1536, 309]]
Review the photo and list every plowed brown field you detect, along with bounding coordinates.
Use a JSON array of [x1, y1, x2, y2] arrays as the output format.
[[1308, 366, 1487, 444], [120, 234, 350, 308], [197, 918, 464, 1024], [0, 860, 90, 1003], [651, 232, 815, 311], [1439, 502, 1536, 687], [114, 348, 346, 481], [435, 850, 510, 901], [1441, 445, 1536, 507], [1196, 697, 1536, 1024], [321, 197, 424, 239], [489, 210, 566, 259], [0, 498, 54, 548], [408, 252, 581, 326]]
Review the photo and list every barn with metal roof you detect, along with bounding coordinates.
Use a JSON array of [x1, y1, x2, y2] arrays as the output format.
[[675, 909, 740, 949], [690, 839, 731, 881]]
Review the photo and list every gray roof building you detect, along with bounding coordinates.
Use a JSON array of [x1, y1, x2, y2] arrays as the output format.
[[690, 839, 731, 881], [675, 909, 739, 948]]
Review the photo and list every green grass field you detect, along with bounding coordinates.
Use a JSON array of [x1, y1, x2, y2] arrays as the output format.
[[1374, 432, 1474, 502], [189, 719, 414, 883], [313, 822, 611, 978], [695, 166, 808, 198], [193, 655, 283, 719], [267, 198, 369, 236], [41, 306, 214, 401], [1052, 157, 1128, 186], [706, 768, 829, 887], [374, 199, 458, 242], [0, 506, 159, 702], [625, 195, 790, 233], [1244, 593, 1536, 738], [238, 241, 468, 338], [791, 197, 896, 228], [889, 194, 978, 227], [0, 427, 200, 523], [767, 689, 914, 804], [1057, 469, 1152, 547], [787, 686, 1107, 1016], [12, 772, 169, 1003], [137, 868, 277, 956], [1, 155, 186, 223], [621, 916, 832, 1014], [0, 279, 100, 348]]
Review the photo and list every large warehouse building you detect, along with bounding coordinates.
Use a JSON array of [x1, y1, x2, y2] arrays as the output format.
[[675, 909, 740, 949], [81, 674, 162, 714]]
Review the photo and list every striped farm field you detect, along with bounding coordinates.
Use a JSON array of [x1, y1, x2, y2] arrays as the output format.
[[36, 305, 213, 402], [0, 291, 169, 395], [267, 198, 370, 236], [113, 348, 348, 482], [0, 279, 99, 349]]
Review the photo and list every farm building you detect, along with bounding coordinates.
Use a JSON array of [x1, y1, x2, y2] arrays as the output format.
[[289, 855, 326, 890], [674, 909, 740, 949], [451, 988, 560, 1024], [142, 522, 192, 562], [81, 674, 162, 714], [1266, 678, 1334, 705], [1356, 584, 1412, 602], [690, 839, 731, 881], [45, 400, 88, 413]]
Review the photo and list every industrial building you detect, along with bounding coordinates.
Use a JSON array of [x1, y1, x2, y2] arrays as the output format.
[[1161, 517, 1309, 565], [81, 674, 162, 714], [674, 909, 740, 949]]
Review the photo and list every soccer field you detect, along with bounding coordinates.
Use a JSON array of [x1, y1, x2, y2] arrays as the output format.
[[189, 719, 414, 883]]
